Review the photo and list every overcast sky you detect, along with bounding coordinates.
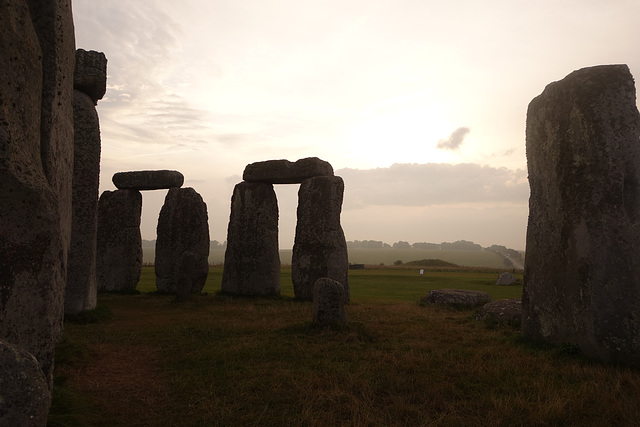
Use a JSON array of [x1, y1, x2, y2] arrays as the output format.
[[73, 0, 640, 250]]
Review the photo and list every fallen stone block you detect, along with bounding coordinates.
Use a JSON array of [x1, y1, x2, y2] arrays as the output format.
[[421, 289, 493, 308]]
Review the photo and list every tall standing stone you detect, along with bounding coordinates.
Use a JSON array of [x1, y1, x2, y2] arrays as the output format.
[[96, 190, 143, 292], [222, 182, 281, 296], [523, 64, 640, 366], [155, 188, 210, 294], [292, 176, 349, 301], [0, 0, 75, 393], [66, 50, 107, 314]]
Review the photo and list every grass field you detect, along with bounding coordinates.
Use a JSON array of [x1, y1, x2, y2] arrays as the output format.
[[48, 267, 640, 426]]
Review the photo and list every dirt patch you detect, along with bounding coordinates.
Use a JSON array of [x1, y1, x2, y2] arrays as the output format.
[[67, 343, 171, 425]]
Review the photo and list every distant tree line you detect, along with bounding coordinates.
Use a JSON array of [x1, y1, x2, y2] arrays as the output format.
[[347, 239, 483, 251]]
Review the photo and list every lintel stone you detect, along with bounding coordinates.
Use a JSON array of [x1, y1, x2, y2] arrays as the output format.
[[113, 170, 184, 190], [243, 157, 334, 184]]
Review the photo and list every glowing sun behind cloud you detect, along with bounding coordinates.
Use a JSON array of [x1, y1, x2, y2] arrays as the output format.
[[345, 98, 461, 168]]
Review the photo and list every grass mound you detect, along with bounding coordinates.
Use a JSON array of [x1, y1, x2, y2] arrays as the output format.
[[404, 258, 460, 267]]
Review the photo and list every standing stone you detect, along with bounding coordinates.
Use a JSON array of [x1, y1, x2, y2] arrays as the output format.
[[0, 340, 51, 426], [96, 190, 143, 292], [312, 278, 348, 325], [222, 182, 281, 296], [66, 50, 107, 315], [155, 188, 210, 294], [0, 0, 75, 391], [176, 252, 197, 301], [523, 64, 640, 366], [292, 176, 349, 301]]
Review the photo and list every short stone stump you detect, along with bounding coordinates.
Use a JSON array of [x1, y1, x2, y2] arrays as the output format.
[[476, 299, 522, 328], [312, 278, 347, 325], [421, 289, 493, 309]]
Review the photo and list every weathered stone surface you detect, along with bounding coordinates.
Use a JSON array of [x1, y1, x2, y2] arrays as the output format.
[[523, 64, 640, 366], [0, 0, 75, 389], [155, 188, 210, 294], [96, 190, 143, 292], [176, 252, 197, 301], [312, 278, 348, 325], [243, 157, 334, 184], [0, 341, 51, 426], [292, 176, 349, 301], [496, 272, 517, 286], [222, 182, 281, 296], [74, 48, 107, 104], [65, 90, 101, 314], [112, 170, 184, 190], [421, 289, 493, 308], [476, 299, 522, 328]]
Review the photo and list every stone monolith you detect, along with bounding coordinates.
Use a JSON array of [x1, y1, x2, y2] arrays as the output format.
[[155, 188, 210, 294], [222, 182, 281, 296], [0, 0, 75, 392], [292, 176, 349, 301], [96, 190, 143, 292], [523, 64, 640, 366], [66, 50, 107, 315]]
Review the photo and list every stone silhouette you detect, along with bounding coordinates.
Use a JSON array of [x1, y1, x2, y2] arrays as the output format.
[[66, 49, 107, 315], [243, 157, 334, 184], [96, 190, 143, 292], [523, 64, 640, 366], [0, 0, 75, 396], [156, 188, 210, 294], [113, 169, 184, 190], [312, 278, 348, 325], [292, 176, 349, 301], [222, 182, 281, 296]]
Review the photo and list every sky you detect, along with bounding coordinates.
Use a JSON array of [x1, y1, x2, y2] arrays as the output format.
[[72, 0, 640, 250]]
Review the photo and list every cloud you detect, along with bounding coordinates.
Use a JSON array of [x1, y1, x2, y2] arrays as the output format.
[[336, 162, 528, 209], [437, 127, 470, 151]]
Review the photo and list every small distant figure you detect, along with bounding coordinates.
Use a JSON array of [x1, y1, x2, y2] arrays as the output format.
[[419, 269, 424, 276]]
